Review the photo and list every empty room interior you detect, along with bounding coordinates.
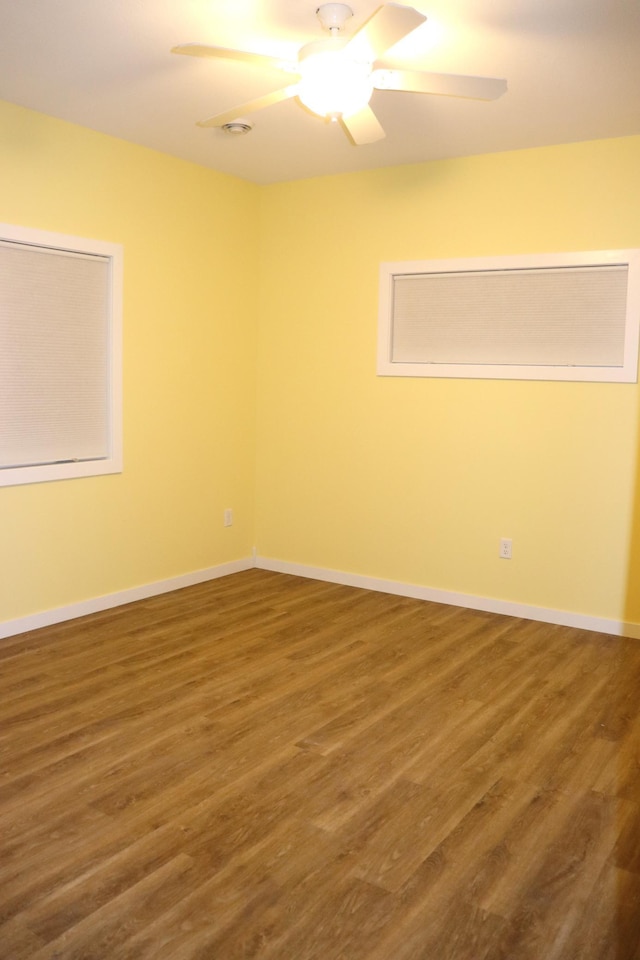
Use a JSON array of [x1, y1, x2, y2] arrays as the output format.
[[2, 1, 640, 957]]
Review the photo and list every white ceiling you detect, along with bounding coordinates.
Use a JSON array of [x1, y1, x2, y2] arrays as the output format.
[[0, 0, 639, 185]]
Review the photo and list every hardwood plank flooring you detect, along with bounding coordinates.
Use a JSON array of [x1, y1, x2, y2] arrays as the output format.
[[1, 569, 640, 958]]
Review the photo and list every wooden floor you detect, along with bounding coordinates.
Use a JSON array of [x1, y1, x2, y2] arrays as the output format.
[[2, 570, 640, 959]]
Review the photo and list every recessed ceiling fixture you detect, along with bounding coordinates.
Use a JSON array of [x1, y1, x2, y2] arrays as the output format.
[[172, 3, 507, 146]]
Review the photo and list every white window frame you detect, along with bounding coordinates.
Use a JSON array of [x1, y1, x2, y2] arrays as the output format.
[[0, 222, 123, 487], [377, 249, 640, 382]]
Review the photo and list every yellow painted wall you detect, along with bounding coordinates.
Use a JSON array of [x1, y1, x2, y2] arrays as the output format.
[[0, 101, 259, 621], [2, 101, 639, 630], [256, 137, 640, 623]]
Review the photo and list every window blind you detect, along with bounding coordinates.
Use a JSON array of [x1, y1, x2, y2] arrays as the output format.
[[391, 265, 628, 366], [0, 240, 111, 469]]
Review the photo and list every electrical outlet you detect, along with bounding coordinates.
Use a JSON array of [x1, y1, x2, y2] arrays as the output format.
[[500, 537, 512, 559], [223, 508, 233, 527]]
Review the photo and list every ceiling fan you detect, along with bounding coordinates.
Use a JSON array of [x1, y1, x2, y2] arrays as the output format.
[[171, 2, 507, 146]]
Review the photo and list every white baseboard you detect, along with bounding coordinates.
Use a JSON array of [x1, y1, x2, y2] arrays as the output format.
[[4, 553, 639, 642], [256, 555, 640, 640], [0, 557, 254, 640]]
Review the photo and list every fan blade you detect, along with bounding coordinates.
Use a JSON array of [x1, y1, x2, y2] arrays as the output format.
[[197, 86, 298, 127], [345, 4, 427, 62], [172, 43, 296, 74], [373, 69, 507, 101], [342, 105, 386, 145]]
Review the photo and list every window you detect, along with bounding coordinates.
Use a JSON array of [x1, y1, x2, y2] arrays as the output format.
[[0, 222, 122, 487], [378, 250, 640, 381]]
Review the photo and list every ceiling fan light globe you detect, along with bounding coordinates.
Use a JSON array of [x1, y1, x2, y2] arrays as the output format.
[[297, 50, 373, 119]]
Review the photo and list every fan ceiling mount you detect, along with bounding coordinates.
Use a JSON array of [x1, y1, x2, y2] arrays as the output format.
[[315, 3, 354, 33], [171, 3, 507, 146]]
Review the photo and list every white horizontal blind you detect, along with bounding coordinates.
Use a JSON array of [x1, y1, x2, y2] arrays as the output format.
[[391, 265, 628, 367], [0, 240, 110, 469]]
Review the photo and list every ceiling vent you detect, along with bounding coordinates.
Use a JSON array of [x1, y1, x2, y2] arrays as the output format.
[[221, 120, 253, 136]]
